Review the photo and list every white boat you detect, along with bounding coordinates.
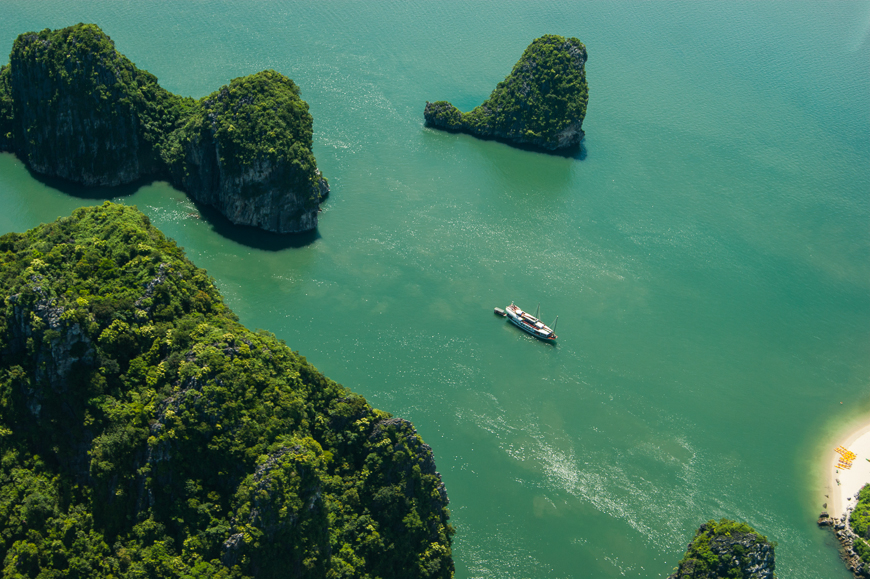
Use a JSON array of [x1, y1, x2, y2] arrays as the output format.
[[505, 303, 557, 342]]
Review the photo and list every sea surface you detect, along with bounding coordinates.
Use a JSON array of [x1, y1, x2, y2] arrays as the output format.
[[1, 2, 869, 577]]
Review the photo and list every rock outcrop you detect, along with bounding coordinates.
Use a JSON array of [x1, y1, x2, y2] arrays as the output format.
[[0, 64, 14, 151], [0, 24, 328, 233], [819, 509, 870, 578], [819, 487, 870, 579], [424, 34, 589, 151], [669, 519, 776, 579]]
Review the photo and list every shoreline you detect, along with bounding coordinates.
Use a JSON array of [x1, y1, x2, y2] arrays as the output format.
[[824, 419, 870, 519]]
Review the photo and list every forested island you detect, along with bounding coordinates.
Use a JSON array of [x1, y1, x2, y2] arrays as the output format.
[[0, 203, 453, 578], [668, 519, 776, 579], [0, 24, 327, 234], [424, 34, 589, 151]]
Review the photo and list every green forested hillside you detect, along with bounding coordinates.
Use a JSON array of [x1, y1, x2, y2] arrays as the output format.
[[0, 203, 453, 578]]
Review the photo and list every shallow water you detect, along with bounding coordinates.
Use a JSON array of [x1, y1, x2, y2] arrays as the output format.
[[1, 2, 869, 577]]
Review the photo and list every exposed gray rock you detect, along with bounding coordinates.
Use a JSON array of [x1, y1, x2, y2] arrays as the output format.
[[179, 137, 329, 233], [820, 509, 870, 578], [668, 523, 776, 579]]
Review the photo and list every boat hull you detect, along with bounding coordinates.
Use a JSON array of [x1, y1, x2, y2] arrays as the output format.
[[508, 316, 557, 341], [505, 304, 557, 341]]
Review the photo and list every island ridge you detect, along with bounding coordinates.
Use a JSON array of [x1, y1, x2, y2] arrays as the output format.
[[0, 203, 453, 578], [0, 24, 328, 234]]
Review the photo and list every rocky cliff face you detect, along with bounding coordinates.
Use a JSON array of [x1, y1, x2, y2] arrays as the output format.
[[669, 519, 776, 579], [424, 34, 589, 151], [819, 491, 870, 578], [170, 71, 330, 233], [2, 24, 328, 233], [6, 24, 170, 185], [0, 64, 13, 151]]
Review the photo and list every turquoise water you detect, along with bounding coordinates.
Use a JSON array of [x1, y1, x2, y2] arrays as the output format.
[[2, 2, 869, 577]]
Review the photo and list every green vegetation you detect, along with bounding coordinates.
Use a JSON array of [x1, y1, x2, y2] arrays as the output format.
[[424, 34, 589, 150], [422, 102, 462, 131], [0, 203, 453, 578], [0, 64, 12, 151], [3, 24, 327, 231], [8, 23, 194, 183], [165, 70, 326, 206], [850, 484, 870, 564], [669, 519, 776, 579]]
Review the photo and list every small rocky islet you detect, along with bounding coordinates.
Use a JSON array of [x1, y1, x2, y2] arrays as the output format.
[[668, 519, 776, 579], [0, 23, 328, 234], [424, 34, 589, 151], [0, 27, 592, 238]]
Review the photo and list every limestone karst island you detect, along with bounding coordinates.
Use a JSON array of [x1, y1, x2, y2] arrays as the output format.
[[668, 519, 776, 579], [424, 34, 589, 151], [0, 203, 453, 577], [0, 24, 327, 234]]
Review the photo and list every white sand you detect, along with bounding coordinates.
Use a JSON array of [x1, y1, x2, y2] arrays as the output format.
[[827, 421, 870, 519]]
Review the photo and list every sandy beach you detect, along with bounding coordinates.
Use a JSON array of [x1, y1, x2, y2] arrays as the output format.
[[826, 420, 870, 519]]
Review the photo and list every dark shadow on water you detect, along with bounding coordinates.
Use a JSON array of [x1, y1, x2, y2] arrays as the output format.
[[25, 164, 158, 199], [23, 161, 320, 251], [193, 199, 321, 251], [425, 124, 587, 160], [478, 134, 586, 160]]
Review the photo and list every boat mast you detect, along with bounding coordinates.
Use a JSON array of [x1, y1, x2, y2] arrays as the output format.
[[551, 316, 558, 331], [536, 303, 540, 319]]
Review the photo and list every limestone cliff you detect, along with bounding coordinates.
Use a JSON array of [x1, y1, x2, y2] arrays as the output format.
[[6, 24, 180, 185], [165, 71, 329, 233], [1, 24, 328, 233], [0, 64, 13, 151], [424, 34, 589, 151], [669, 519, 776, 579]]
